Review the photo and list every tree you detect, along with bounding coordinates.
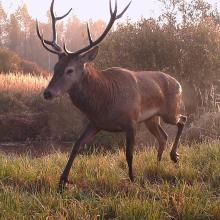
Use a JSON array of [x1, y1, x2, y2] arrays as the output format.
[[7, 14, 21, 53], [14, 4, 32, 58], [0, 1, 7, 46]]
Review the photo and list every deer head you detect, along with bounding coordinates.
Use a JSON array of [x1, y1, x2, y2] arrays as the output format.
[[36, 0, 131, 100]]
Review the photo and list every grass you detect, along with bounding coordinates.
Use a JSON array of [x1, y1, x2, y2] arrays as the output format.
[[0, 142, 220, 219], [0, 72, 48, 94], [0, 72, 47, 114]]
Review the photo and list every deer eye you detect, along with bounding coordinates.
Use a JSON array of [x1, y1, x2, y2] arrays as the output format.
[[66, 69, 73, 75]]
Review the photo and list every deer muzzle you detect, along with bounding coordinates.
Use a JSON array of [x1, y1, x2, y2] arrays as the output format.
[[43, 90, 54, 100]]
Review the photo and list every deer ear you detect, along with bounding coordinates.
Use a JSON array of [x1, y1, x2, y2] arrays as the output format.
[[81, 46, 99, 62]]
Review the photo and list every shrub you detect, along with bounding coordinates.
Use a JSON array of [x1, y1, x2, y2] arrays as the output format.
[[20, 59, 47, 76], [0, 48, 20, 73], [0, 48, 46, 75]]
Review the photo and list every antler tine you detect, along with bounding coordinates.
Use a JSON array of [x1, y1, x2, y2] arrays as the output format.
[[64, 0, 131, 57], [50, 0, 56, 20], [110, 0, 117, 16], [50, 0, 63, 51], [36, 21, 61, 55], [51, 0, 72, 21], [116, 1, 132, 19], [110, 0, 113, 15], [36, 0, 72, 55], [63, 42, 69, 54], [36, 19, 42, 40], [41, 37, 61, 55], [57, 8, 72, 20], [114, 0, 118, 15], [87, 23, 93, 46]]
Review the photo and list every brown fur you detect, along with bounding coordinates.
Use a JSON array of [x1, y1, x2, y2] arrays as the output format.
[[69, 64, 183, 131]]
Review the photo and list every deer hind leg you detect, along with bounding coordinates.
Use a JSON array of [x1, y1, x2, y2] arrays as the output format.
[[170, 115, 187, 163], [125, 125, 136, 182], [145, 116, 168, 161]]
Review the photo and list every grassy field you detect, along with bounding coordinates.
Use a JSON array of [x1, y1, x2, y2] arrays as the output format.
[[0, 142, 220, 220]]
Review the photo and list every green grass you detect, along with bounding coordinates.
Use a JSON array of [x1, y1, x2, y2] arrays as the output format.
[[0, 142, 220, 220]]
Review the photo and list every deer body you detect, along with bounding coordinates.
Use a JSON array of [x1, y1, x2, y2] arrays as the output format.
[[68, 65, 182, 132], [36, 0, 186, 192]]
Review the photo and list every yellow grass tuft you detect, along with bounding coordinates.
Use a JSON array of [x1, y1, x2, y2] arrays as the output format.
[[0, 72, 48, 95]]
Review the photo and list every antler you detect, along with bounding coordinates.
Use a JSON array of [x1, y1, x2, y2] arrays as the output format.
[[36, 0, 72, 55], [64, 0, 131, 57]]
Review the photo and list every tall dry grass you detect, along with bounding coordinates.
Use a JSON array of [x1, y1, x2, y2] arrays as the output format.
[[0, 72, 48, 94]]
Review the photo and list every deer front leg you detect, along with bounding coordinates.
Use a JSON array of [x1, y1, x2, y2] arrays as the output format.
[[58, 123, 99, 192]]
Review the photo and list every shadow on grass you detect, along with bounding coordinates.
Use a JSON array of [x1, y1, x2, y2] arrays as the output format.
[[0, 141, 73, 158]]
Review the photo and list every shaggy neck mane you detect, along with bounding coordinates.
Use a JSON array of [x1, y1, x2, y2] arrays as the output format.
[[83, 63, 108, 92], [68, 63, 117, 118], [83, 63, 100, 78]]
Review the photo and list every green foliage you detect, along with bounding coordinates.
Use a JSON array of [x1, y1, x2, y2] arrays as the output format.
[[0, 143, 219, 219]]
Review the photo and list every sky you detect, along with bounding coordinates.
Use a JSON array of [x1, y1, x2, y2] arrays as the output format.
[[1, 0, 220, 23]]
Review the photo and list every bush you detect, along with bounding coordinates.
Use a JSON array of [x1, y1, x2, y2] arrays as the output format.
[[0, 48, 46, 75], [0, 48, 20, 73], [20, 59, 48, 76]]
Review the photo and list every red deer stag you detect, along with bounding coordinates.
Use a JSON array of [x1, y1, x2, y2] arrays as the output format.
[[36, 0, 187, 191]]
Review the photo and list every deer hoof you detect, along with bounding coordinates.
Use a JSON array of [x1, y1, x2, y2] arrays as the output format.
[[157, 154, 163, 162], [129, 174, 135, 183], [57, 178, 69, 193], [170, 152, 179, 163]]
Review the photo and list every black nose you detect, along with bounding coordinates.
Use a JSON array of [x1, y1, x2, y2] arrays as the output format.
[[43, 90, 53, 100]]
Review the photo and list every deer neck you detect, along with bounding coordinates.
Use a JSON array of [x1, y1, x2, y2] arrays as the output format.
[[68, 63, 108, 117]]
